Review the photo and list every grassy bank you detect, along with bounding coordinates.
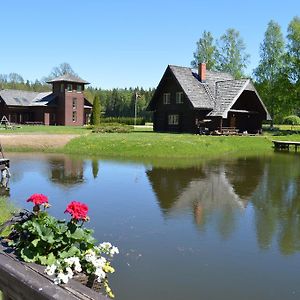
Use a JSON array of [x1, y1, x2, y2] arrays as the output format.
[[64, 132, 279, 159]]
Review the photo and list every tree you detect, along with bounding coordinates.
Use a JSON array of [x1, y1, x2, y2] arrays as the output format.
[[43, 63, 77, 82], [191, 31, 218, 70], [216, 28, 250, 78], [91, 95, 101, 125], [254, 20, 286, 125], [286, 16, 300, 112]]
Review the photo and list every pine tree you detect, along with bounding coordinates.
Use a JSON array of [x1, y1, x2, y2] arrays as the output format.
[[91, 95, 101, 125]]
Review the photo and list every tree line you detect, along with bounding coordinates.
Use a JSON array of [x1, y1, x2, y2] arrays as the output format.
[[191, 16, 300, 124]]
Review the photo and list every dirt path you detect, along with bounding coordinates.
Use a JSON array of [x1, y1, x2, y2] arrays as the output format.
[[0, 134, 79, 148]]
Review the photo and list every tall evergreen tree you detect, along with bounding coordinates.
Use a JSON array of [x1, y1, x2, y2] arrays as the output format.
[[254, 20, 286, 125], [191, 31, 218, 70], [91, 95, 101, 125], [286, 16, 300, 112], [216, 28, 250, 78]]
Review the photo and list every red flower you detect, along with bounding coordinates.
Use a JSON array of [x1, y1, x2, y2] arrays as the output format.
[[65, 201, 89, 221], [27, 193, 49, 206]]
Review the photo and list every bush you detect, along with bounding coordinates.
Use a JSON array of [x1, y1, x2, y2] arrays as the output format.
[[282, 115, 300, 125], [92, 123, 134, 133], [100, 117, 145, 125]]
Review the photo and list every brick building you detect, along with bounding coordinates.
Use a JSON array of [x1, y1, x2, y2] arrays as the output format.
[[0, 74, 92, 126]]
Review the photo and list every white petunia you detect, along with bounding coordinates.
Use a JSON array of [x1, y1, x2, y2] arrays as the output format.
[[45, 264, 57, 276], [95, 268, 106, 281], [66, 267, 74, 278], [110, 246, 119, 256], [55, 272, 69, 284]]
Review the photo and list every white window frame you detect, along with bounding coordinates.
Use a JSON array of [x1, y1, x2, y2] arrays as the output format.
[[168, 114, 179, 125], [176, 92, 184, 104], [163, 93, 171, 104]]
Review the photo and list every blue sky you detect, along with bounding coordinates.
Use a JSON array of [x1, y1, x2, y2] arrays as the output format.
[[1, 0, 299, 89]]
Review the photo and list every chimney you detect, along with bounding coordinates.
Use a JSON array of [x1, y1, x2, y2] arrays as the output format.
[[198, 63, 206, 82]]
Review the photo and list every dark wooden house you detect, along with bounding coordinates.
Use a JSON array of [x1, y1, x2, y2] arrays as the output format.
[[147, 63, 271, 134], [0, 74, 92, 126]]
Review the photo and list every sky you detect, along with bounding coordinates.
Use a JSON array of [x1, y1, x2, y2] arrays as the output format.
[[1, 0, 299, 89]]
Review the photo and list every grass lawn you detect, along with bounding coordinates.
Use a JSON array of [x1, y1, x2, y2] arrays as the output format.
[[0, 125, 92, 134], [64, 132, 278, 159]]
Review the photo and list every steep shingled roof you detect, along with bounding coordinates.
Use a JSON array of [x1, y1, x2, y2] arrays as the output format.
[[150, 65, 270, 120], [0, 90, 56, 106], [169, 65, 213, 109]]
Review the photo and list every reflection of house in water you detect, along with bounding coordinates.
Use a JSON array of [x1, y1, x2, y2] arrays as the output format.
[[49, 157, 85, 186], [147, 158, 264, 233]]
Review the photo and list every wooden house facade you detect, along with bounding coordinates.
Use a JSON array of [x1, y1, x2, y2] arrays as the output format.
[[0, 74, 92, 126], [147, 64, 271, 134]]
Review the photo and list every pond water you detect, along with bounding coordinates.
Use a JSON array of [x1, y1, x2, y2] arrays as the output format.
[[4, 152, 300, 300]]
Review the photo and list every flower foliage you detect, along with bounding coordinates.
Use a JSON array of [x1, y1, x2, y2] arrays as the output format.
[[27, 193, 49, 206], [64, 201, 88, 221], [9, 194, 118, 298]]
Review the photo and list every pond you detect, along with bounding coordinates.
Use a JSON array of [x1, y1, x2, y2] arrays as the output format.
[[3, 152, 300, 300]]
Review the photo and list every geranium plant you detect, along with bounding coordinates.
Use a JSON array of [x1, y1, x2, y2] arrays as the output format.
[[9, 194, 119, 298]]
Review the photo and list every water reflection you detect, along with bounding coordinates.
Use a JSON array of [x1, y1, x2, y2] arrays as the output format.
[[7, 152, 300, 300], [49, 157, 85, 186], [147, 154, 300, 253]]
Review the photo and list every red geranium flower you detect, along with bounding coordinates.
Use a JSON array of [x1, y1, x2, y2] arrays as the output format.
[[65, 201, 89, 221], [27, 193, 49, 206]]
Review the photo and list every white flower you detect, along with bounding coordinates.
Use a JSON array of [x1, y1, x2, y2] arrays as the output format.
[[66, 267, 74, 278], [99, 242, 112, 249], [54, 272, 69, 284], [93, 257, 106, 268], [45, 264, 57, 276], [95, 268, 106, 282], [110, 246, 119, 256], [74, 261, 82, 273]]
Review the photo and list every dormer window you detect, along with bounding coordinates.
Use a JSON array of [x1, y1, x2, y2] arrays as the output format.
[[67, 84, 72, 92], [163, 93, 171, 104], [77, 85, 82, 92], [176, 92, 184, 104]]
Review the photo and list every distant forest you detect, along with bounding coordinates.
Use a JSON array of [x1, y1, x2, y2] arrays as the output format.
[[1, 16, 300, 124]]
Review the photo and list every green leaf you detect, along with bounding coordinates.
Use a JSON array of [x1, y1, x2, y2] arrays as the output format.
[[31, 239, 40, 247], [21, 247, 37, 263], [59, 246, 80, 258]]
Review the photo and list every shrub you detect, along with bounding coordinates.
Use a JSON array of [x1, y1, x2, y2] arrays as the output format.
[[100, 117, 145, 125], [282, 115, 300, 125], [92, 123, 133, 133]]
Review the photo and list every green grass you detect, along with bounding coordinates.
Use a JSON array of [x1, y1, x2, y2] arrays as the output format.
[[64, 132, 277, 159], [0, 125, 92, 134]]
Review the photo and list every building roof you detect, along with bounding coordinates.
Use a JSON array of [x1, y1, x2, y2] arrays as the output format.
[[149, 65, 271, 120], [46, 73, 89, 84], [0, 89, 56, 107]]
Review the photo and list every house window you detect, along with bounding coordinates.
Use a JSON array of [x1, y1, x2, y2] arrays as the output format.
[[168, 114, 179, 125], [77, 85, 82, 92], [72, 111, 77, 122], [60, 84, 64, 92], [176, 92, 184, 104], [72, 98, 77, 110], [67, 84, 72, 92], [163, 93, 171, 104]]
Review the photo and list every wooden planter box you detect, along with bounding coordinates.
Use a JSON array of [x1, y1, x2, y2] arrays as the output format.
[[0, 244, 107, 300]]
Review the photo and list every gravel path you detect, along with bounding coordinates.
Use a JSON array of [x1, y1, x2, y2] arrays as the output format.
[[0, 134, 79, 148]]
